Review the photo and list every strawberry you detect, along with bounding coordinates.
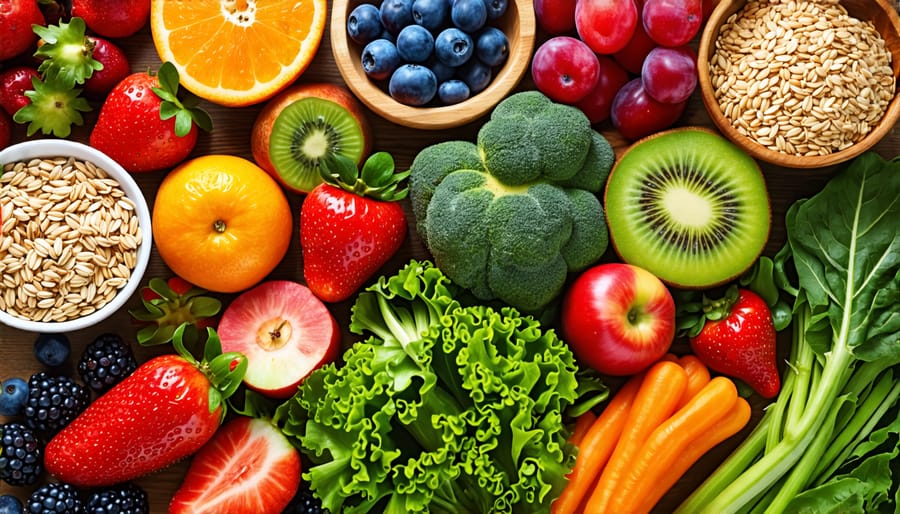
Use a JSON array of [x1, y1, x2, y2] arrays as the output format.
[[0, 0, 45, 62], [89, 61, 212, 173], [300, 152, 409, 303], [685, 286, 781, 398], [0, 66, 40, 117], [169, 415, 301, 514], [129, 276, 222, 347], [43, 325, 247, 487], [72, 0, 150, 39], [82, 36, 131, 97]]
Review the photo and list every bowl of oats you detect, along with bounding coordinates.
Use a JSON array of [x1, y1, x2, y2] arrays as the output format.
[[698, 0, 900, 168], [0, 140, 152, 333]]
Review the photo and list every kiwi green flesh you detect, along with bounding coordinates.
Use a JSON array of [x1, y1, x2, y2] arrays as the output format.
[[269, 97, 365, 193], [604, 129, 771, 288]]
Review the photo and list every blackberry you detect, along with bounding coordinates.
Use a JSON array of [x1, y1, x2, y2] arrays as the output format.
[[0, 423, 42, 486], [77, 333, 138, 394], [24, 373, 89, 434], [26, 483, 81, 514], [282, 480, 326, 514], [84, 483, 149, 514]]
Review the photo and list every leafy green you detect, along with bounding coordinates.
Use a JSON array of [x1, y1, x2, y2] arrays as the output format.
[[275, 260, 597, 514], [676, 152, 900, 513]]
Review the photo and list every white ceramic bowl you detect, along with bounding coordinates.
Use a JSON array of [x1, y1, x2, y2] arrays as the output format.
[[0, 140, 152, 333]]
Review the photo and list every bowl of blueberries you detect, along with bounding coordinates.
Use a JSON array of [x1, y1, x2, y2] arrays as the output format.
[[331, 0, 536, 129]]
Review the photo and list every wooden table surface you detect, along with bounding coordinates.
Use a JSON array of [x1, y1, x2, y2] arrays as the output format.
[[1, 4, 895, 512]]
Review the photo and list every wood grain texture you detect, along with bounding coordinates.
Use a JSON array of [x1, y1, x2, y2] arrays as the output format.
[[2, 2, 898, 512]]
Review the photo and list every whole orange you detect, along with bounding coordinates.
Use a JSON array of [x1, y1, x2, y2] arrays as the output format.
[[152, 155, 293, 293]]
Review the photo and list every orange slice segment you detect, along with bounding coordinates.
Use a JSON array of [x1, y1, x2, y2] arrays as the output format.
[[150, 0, 327, 107]]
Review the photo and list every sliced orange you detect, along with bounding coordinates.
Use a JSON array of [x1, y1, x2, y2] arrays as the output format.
[[150, 0, 327, 107]]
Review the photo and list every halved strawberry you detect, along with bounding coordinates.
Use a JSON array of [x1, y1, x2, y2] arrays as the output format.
[[129, 277, 222, 346], [169, 415, 301, 514]]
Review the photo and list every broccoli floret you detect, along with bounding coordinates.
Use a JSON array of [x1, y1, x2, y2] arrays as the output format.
[[557, 131, 616, 193], [476, 92, 593, 185], [409, 140, 485, 238], [408, 91, 615, 313]]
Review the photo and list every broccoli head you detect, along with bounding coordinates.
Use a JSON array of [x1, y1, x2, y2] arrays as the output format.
[[408, 92, 615, 313]]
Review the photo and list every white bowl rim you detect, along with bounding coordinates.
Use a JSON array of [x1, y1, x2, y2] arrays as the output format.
[[0, 139, 153, 333]]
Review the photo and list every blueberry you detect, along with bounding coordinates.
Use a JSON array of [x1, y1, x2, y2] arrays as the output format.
[[347, 3, 383, 45], [396, 24, 435, 63], [379, 0, 414, 35], [389, 64, 438, 106], [434, 27, 474, 67], [451, 0, 487, 32], [438, 79, 471, 104], [362, 39, 402, 81], [33, 333, 70, 367], [483, 0, 508, 19], [458, 57, 493, 94], [475, 26, 509, 67], [427, 57, 457, 82], [0, 494, 23, 514], [412, 0, 450, 31], [0, 378, 28, 416]]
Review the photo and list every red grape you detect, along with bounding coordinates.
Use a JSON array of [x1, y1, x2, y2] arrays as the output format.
[[575, 0, 639, 54], [575, 56, 630, 124], [534, 0, 577, 34], [531, 36, 601, 104], [613, 19, 658, 74], [611, 78, 686, 140], [642, 0, 702, 47], [641, 46, 697, 104]]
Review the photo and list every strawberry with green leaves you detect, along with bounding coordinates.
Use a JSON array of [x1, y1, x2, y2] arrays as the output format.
[[12, 16, 130, 137], [129, 276, 222, 346], [681, 285, 781, 398], [43, 324, 247, 487], [90, 61, 212, 173], [300, 152, 409, 302]]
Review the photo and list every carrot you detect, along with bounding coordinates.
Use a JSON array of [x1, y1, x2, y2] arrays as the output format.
[[678, 354, 711, 407], [606, 376, 740, 513], [551, 373, 644, 514], [636, 396, 752, 513], [570, 410, 597, 448], [582, 360, 688, 513]]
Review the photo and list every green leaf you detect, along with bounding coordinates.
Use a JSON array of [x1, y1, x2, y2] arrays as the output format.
[[13, 76, 90, 137], [33, 17, 102, 88], [157, 61, 181, 96], [361, 151, 395, 186]]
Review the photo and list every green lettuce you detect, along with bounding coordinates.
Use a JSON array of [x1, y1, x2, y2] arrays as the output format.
[[276, 260, 593, 513]]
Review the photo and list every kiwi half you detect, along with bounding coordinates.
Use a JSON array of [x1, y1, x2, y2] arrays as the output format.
[[268, 97, 366, 193], [604, 128, 771, 288]]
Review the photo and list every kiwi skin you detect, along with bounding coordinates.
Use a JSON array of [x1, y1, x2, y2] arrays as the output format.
[[250, 83, 372, 193], [604, 127, 771, 289]]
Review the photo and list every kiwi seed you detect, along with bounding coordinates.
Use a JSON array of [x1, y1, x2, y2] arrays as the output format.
[[604, 128, 771, 288], [269, 97, 365, 193]]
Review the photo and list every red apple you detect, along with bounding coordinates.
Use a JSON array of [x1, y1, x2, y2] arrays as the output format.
[[217, 280, 341, 399], [561, 263, 675, 376]]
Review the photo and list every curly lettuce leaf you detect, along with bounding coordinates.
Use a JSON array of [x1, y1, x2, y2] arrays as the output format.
[[277, 261, 585, 514]]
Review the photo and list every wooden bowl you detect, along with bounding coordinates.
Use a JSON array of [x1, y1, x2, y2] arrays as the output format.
[[697, 0, 900, 168], [331, 0, 536, 130]]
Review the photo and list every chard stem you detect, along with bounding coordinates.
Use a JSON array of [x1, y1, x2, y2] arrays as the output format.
[[813, 371, 900, 485], [692, 342, 853, 513]]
